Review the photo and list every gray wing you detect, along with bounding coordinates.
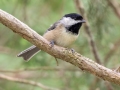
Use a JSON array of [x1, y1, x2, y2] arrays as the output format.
[[17, 21, 60, 61], [46, 21, 59, 32]]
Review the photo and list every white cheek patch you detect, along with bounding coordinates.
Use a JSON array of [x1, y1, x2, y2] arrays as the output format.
[[60, 17, 80, 26]]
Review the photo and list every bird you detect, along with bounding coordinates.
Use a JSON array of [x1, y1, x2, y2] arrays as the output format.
[[17, 13, 85, 61]]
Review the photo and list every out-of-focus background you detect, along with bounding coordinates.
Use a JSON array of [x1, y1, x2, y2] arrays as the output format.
[[0, 0, 120, 90]]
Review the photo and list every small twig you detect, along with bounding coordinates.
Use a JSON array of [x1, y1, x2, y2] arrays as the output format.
[[104, 81, 114, 90], [114, 66, 120, 73], [108, 0, 120, 19], [74, 1, 114, 90], [0, 73, 59, 90], [89, 78, 99, 90], [55, 58, 59, 66], [74, 0, 101, 64], [0, 46, 14, 53], [0, 67, 80, 73], [104, 39, 120, 64]]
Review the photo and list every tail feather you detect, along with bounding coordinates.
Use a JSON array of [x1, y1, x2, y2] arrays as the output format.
[[17, 45, 40, 61]]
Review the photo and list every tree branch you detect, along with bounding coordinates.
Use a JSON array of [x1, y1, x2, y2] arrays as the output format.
[[0, 9, 120, 85], [108, 0, 120, 19], [74, 1, 114, 89], [104, 39, 120, 64], [0, 67, 80, 73], [0, 73, 59, 90], [74, 0, 101, 64]]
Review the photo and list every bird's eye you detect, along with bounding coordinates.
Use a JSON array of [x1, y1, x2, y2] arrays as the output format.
[[74, 17, 79, 20], [75, 17, 77, 20]]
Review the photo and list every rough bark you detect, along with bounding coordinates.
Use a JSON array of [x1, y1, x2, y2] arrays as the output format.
[[0, 9, 120, 85]]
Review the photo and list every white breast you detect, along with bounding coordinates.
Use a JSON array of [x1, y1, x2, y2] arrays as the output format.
[[55, 28, 78, 47]]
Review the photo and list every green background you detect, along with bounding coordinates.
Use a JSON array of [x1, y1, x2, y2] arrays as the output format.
[[0, 0, 120, 90]]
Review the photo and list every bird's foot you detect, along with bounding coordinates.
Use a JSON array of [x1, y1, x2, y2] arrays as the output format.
[[70, 48, 75, 54], [65, 48, 75, 54], [49, 40, 55, 48]]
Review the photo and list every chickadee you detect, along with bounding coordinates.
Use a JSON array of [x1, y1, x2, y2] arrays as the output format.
[[17, 13, 85, 61]]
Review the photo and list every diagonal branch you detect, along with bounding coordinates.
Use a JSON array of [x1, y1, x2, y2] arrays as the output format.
[[0, 73, 59, 90], [108, 0, 120, 19], [0, 9, 120, 85], [74, 1, 114, 89], [0, 67, 80, 72], [104, 39, 120, 64], [74, 0, 101, 64]]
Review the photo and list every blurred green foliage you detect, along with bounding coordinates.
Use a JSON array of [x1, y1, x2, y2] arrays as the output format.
[[0, 0, 120, 90]]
